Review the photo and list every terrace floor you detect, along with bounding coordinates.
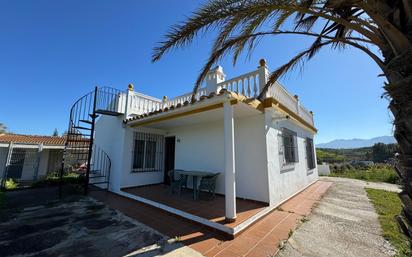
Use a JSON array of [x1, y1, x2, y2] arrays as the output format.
[[122, 184, 267, 229], [91, 180, 333, 257]]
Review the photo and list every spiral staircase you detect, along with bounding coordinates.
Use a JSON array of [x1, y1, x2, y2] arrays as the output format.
[[61, 87, 126, 194]]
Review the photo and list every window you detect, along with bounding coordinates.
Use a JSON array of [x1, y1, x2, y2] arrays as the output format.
[[280, 128, 298, 165], [306, 137, 316, 170], [132, 132, 164, 172]]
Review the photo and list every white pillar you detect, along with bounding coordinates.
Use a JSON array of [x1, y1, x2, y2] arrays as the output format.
[[257, 59, 269, 97], [224, 101, 236, 221], [205, 66, 226, 94]]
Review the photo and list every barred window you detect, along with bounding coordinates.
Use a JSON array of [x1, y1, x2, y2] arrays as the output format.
[[306, 137, 316, 170], [281, 128, 298, 165], [132, 132, 164, 172]]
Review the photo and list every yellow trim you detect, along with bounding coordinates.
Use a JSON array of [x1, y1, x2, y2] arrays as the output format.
[[129, 92, 256, 127], [130, 103, 225, 127], [127, 91, 315, 132], [263, 98, 317, 133]]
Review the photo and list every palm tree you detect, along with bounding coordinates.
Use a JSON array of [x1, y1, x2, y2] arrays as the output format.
[[152, 0, 412, 240]]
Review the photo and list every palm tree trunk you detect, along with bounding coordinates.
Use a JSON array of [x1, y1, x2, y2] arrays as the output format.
[[384, 47, 412, 241]]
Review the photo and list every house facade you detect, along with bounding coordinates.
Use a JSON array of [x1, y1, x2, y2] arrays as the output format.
[[92, 60, 318, 236], [0, 134, 65, 185]]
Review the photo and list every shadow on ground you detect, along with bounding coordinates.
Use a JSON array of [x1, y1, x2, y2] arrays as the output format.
[[0, 187, 197, 257]]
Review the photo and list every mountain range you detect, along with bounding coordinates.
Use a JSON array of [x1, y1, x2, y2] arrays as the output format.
[[316, 136, 396, 149]]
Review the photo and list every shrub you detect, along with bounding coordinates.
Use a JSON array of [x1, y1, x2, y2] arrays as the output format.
[[4, 179, 18, 190], [330, 164, 399, 184], [32, 172, 85, 188]]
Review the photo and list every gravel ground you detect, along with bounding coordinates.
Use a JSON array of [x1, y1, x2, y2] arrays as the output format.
[[0, 188, 202, 257], [277, 177, 396, 257]]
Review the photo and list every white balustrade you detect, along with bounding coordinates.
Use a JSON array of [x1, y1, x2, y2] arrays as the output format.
[[124, 61, 314, 127], [267, 82, 298, 114], [217, 70, 260, 98], [299, 106, 313, 125], [166, 88, 207, 107], [127, 92, 163, 115], [266, 81, 314, 126]]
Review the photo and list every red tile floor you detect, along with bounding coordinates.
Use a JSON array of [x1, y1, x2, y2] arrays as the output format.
[[123, 184, 267, 228], [90, 180, 332, 257]]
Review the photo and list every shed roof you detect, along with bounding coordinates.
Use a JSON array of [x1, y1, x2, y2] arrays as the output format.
[[0, 133, 66, 146]]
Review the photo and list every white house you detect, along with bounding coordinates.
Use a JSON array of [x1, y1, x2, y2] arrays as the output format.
[[91, 60, 318, 236], [0, 134, 65, 185]]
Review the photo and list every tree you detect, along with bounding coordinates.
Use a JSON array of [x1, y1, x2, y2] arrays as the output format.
[[372, 142, 399, 162], [0, 123, 7, 134], [152, 0, 412, 240], [52, 128, 59, 137]]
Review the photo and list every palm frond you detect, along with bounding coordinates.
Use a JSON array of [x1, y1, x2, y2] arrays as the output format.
[[294, 15, 319, 31], [153, 0, 385, 63], [231, 11, 272, 64], [257, 39, 333, 99], [152, 0, 245, 62]]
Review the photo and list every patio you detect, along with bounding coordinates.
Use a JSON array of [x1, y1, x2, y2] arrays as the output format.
[[122, 184, 268, 228], [91, 180, 333, 257]]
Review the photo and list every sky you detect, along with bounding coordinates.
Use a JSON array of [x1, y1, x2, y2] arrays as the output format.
[[0, 0, 393, 144]]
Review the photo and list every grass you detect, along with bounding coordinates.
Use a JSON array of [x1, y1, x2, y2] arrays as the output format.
[[366, 188, 411, 257], [329, 165, 398, 184]]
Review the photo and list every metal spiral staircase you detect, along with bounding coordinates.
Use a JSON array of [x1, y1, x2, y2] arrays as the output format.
[[60, 87, 126, 195]]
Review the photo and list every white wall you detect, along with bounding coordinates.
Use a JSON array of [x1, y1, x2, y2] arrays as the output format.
[[37, 149, 50, 178], [94, 115, 127, 192], [95, 116, 166, 191], [0, 147, 59, 181], [318, 164, 331, 175], [20, 149, 43, 181], [265, 110, 318, 206], [95, 108, 317, 206], [169, 114, 269, 203]]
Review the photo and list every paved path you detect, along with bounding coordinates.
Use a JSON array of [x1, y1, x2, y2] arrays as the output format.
[[323, 176, 402, 193], [277, 177, 396, 257]]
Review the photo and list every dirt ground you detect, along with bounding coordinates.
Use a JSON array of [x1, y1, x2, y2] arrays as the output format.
[[0, 187, 202, 257]]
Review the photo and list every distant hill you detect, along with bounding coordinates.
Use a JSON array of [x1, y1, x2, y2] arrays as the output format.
[[316, 136, 396, 149]]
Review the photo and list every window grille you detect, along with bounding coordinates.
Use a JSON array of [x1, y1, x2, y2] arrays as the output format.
[[280, 128, 298, 165], [306, 137, 316, 170], [131, 132, 164, 172]]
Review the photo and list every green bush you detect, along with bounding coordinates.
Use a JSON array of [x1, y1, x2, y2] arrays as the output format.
[[32, 172, 85, 188], [330, 164, 399, 184], [1, 179, 18, 190]]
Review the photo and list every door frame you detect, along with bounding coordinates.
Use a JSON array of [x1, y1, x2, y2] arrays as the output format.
[[163, 136, 176, 185]]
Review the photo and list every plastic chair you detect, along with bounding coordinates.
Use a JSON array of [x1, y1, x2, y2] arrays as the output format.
[[168, 169, 187, 196], [197, 173, 219, 199]]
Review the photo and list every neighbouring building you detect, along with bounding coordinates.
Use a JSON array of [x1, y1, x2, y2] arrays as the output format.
[[0, 133, 65, 184]]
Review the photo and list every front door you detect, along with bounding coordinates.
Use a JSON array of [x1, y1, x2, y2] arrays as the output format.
[[164, 136, 175, 185]]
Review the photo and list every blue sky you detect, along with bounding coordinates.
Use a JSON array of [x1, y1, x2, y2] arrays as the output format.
[[0, 0, 393, 143]]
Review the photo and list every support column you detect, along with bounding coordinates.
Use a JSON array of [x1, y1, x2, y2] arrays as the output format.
[[224, 101, 236, 222]]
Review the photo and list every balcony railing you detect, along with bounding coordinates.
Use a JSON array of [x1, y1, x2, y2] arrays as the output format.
[[218, 70, 260, 98], [123, 60, 314, 127]]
